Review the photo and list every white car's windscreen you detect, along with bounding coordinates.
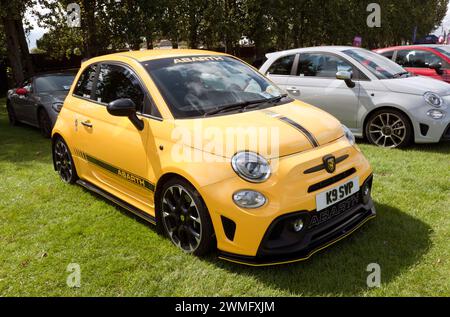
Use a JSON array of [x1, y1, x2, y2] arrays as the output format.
[[344, 49, 410, 80]]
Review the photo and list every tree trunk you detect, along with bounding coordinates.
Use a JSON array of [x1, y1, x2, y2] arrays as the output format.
[[2, 17, 25, 86], [15, 19, 33, 78], [82, 0, 98, 57]]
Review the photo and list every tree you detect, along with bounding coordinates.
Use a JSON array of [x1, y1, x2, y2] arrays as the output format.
[[1, 0, 35, 85]]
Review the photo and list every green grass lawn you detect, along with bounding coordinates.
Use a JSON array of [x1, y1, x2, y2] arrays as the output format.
[[0, 97, 449, 297]]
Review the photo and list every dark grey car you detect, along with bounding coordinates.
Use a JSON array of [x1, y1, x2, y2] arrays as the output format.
[[6, 71, 76, 138]]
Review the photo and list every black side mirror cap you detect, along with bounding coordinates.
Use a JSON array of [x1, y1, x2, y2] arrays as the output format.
[[107, 98, 144, 130], [429, 63, 444, 75]]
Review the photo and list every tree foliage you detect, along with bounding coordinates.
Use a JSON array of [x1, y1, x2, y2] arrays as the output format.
[[3, 0, 450, 64]]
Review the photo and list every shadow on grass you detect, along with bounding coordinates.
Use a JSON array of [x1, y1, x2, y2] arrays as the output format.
[[0, 117, 51, 164], [208, 202, 432, 296], [357, 138, 450, 155]]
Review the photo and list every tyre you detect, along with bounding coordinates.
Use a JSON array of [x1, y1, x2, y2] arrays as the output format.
[[365, 109, 412, 148], [38, 109, 52, 138], [53, 137, 78, 184], [158, 178, 215, 256], [6, 102, 18, 126]]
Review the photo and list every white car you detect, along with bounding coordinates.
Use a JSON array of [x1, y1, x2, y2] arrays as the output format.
[[260, 46, 450, 148]]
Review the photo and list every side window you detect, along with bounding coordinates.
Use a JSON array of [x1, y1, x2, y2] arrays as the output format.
[[267, 55, 295, 75], [396, 50, 443, 68], [73, 65, 97, 98], [297, 53, 354, 78], [95, 64, 145, 112], [380, 51, 394, 60]]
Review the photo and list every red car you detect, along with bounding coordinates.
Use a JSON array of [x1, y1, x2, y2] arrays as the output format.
[[374, 45, 450, 83]]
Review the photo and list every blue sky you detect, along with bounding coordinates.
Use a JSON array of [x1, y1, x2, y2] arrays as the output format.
[[25, 2, 450, 50]]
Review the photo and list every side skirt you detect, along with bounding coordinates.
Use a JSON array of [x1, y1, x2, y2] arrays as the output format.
[[76, 179, 156, 225]]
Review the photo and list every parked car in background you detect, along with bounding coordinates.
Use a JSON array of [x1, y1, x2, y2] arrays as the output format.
[[374, 45, 450, 83], [260, 46, 450, 148], [6, 70, 76, 137]]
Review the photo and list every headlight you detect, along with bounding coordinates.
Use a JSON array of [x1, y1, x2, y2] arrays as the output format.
[[233, 190, 266, 209], [427, 109, 445, 120], [231, 151, 271, 183], [342, 125, 355, 145], [52, 102, 63, 113], [423, 92, 444, 108]]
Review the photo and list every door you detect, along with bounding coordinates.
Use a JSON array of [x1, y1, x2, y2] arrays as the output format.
[[72, 63, 155, 211], [395, 49, 449, 82], [12, 79, 34, 122], [287, 52, 360, 128], [265, 54, 297, 93]]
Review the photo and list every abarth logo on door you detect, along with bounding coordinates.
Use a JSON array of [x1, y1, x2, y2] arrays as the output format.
[[323, 155, 336, 173]]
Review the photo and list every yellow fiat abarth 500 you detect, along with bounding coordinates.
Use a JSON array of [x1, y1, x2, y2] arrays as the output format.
[[52, 49, 376, 266]]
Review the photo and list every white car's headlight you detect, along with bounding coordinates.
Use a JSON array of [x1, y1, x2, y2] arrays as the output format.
[[231, 151, 271, 183], [424, 92, 444, 108], [342, 125, 355, 145]]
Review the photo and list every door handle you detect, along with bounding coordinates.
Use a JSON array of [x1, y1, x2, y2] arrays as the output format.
[[81, 120, 93, 128], [287, 87, 301, 96]]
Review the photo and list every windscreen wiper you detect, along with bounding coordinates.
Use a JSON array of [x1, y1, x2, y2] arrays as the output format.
[[204, 94, 288, 117]]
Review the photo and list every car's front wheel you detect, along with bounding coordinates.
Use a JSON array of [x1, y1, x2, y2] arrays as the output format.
[[159, 178, 215, 256], [365, 109, 412, 148], [38, 109, 52, 138], [53, 137, 78, 184]]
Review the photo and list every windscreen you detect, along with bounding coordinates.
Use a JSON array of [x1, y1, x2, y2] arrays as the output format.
[[35, 74, 75, 92], [142, 56, 286, 118], [344, 49, 409, 79]]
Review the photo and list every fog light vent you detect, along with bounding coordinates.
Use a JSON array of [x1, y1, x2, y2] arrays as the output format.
[[221, 216, 236, 241]]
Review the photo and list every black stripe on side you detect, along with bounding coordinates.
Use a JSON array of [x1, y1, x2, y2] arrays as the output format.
[[83, 153, 155, 192], [278, 117, 319, 147]]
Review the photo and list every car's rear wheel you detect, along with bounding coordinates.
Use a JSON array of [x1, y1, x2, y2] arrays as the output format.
[[6, 102, 17, 126], [53, 137, 78, 184], [159, 178, 215, 256], [365, 109, 412, 148], [38, 109, 52, 138]]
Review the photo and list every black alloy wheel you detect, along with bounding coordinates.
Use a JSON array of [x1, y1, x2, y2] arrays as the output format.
[[53, 138, 78, 184], [159, 178, 215, 256]]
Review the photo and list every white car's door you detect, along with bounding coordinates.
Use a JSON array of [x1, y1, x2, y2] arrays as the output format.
[[287, 52, 362, 129], [265, 54, 297, 92]]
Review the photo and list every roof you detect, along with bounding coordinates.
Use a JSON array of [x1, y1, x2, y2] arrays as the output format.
[[265, 46, 359, 58], [89, 49, 227, 63], [375, 44, 450, 52]]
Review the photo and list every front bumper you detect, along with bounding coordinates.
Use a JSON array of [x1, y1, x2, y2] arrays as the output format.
[[440, 123, 450, 141], [218, 181, 376, 266]]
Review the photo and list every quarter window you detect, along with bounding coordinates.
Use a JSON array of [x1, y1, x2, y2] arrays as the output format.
[[396, 50, 443, 68], [380, 51, 394, 60], [296, 53, 354, 78], [267, 55, 295, 75], [95, 64, 145, 112], [73, 65, 97, 99]]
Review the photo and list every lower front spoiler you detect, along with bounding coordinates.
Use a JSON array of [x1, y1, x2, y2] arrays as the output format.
[[218, 203, 376, 267]]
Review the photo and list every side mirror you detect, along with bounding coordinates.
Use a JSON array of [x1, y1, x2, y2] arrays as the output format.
[[336, 71, 355, 88], [107, 98, 144, 131], [16, 88, 28, 95], [429, 63, 444, 75]]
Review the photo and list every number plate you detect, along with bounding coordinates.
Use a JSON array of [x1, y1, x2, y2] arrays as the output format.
[[316, 177, 360, 211]]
